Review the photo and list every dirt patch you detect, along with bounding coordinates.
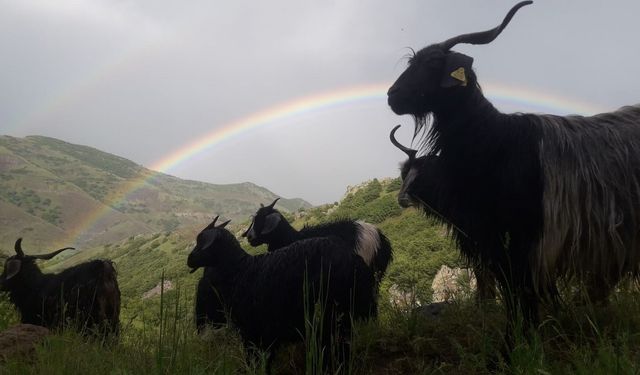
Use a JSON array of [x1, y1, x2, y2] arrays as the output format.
[[142, 280, 174, 299]]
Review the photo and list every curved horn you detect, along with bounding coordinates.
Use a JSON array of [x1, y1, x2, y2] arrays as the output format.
[[267, 198, 280, 209], [241, 225, 251, 237], [218, 220, 231, 228], [31, 246, 75, 260], [390, 125, 417, 160], [438, 1, 532, 51], [14, 238, 24, 257]]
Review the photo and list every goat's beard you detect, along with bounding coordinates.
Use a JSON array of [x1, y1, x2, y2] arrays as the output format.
[[411, 112, 437, 153]]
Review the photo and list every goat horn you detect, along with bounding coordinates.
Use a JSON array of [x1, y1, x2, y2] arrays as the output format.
[[14, 238, 24, 257], [267, 198, 280, 209], [438, 1, 532, 51], [241, 225, 251, 237], [31, 247, 75, 260], [390, 125, 417, 160], [204, 215, 220, 230], [218, 220, 231, 228]]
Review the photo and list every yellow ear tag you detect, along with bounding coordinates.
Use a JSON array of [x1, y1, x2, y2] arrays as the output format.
[[450, 67, 467, 86]]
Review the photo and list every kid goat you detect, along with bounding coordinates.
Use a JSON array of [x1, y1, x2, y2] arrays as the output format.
[[187, 216, 376, 372]]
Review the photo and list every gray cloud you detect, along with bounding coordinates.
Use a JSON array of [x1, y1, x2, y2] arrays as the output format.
[[1, 0, 639, 204]]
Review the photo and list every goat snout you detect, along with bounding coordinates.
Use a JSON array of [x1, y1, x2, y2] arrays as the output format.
[[398, 195, 413, 208], [187, 254, 197, 269], [387, 85, 399, 97], [387, 92, 415, 116]]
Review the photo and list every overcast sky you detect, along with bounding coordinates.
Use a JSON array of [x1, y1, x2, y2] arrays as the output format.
[[1, 1, 639, 205]]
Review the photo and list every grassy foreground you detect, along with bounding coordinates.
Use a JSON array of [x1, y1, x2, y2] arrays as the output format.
[[1, 283, 640, 375], [2, 177, 640, 374]]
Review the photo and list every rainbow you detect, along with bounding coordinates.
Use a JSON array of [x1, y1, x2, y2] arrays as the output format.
[[151, 82, 607, 174], [61, 82, 608, 246]]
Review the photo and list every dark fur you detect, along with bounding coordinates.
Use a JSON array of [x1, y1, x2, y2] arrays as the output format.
[[388, 1, 640, 327], [395, 152, 496, 301], [194, 267, 227, 332], [188, 218, 376, 371], [0, 243, 120, 336], [244, 202, 393, 281]]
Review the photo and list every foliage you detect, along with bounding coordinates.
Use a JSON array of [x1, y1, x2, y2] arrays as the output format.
[[385, 178, 402, 193], [0, 186, 63, 225], [1, 178, 640, 373], [328, 179, 403, 224]]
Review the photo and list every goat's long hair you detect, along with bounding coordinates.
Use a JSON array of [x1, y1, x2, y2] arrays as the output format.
[[535, 106, 640, 292], [417, 81, 640, 298]]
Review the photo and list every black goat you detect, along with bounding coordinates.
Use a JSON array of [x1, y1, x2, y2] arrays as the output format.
[[0, 239, 120, 336], [387, 0, 640, 327], [193, 200, 391, 333], [243, 198, 393, 281], [187, 216, 376, 372], [390, 126, 497, 301]]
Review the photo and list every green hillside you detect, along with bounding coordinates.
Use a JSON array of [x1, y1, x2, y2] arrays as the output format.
[[5, 177, 472, 374], [0, 135, 310, 250], [46, 178, 462, 327], [1, 170, 640, 373]]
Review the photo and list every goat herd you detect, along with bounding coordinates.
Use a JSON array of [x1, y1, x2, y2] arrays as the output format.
[[3, 1, 640, 371]]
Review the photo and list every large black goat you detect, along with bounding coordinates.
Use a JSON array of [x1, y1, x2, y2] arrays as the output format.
[[187, 216, 376, 372], [242, 198, 393, 281], [387, 0, 640, 326], [0, 238, 120, 336]]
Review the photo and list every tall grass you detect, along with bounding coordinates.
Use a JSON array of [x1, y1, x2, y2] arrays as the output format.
[[1, 278, 640, 374], [300, 264, 354, 375]]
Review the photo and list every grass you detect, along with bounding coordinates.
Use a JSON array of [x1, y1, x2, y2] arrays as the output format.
[[1, 178, 639, 373], [1, 280, 640, 374]]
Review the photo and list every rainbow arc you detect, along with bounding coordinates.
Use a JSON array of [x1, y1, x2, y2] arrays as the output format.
[[57, 82, 606, 245]]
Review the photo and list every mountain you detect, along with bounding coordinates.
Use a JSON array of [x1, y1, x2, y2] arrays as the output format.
[[0, 135, 311, 250]]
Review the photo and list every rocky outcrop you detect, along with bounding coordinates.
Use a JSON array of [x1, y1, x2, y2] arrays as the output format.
[[388, 284, 421, 310], [142, 280, 174, 299], [431, 265, 477, 302]]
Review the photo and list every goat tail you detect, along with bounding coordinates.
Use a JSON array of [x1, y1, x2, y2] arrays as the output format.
[[355, 222, 393, 278]]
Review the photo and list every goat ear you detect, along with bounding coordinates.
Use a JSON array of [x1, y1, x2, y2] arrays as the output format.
[[440, 52, 474, 88], [260, 213, 282, 235], [4, 259, 21, 280]]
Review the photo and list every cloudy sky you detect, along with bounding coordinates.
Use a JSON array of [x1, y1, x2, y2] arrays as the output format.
[[1, 1, 639, 204]]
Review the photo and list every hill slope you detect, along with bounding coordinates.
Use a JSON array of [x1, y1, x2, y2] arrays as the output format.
[[4, 178, 639, 374], [0, 135, 310, 250], [48, 177, 461, 324]]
